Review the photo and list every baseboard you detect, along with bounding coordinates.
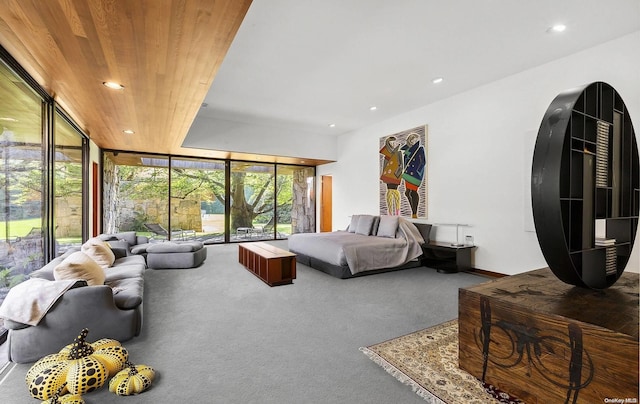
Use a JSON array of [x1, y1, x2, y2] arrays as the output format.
[[0, 361, 16, 385], [466, 268, 507, 278]]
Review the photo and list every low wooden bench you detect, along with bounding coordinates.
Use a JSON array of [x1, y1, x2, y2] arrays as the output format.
[[238, 242, 296, 286]]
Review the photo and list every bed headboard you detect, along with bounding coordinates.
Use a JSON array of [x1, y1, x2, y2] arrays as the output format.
[[412, 222, 432, 244]]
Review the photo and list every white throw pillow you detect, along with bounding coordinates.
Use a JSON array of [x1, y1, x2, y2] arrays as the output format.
[[54, 251, 105, 286], [81, 237, 116, 268]]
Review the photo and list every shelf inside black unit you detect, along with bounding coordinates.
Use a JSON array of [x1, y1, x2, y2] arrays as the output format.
[[601, 83, 615, 124], [569, 200, 584, 252], [584, 116, 597, 143], [595, 187, 611, 219], [571, 137, 583, 151], [606, 218, 633, 244], [614, 92, 624, 112], [581, 248, 607, 289], [569, 150, 583, 199], [571, 111, 584, 139], [585, 85, 598, 118], [584, 141, 596, 154]]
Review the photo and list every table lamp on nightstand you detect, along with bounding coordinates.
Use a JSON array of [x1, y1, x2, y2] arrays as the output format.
[[435, 223, 471, 247]]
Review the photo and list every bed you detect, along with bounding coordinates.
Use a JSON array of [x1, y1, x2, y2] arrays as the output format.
[[288, 215, 431, 279]]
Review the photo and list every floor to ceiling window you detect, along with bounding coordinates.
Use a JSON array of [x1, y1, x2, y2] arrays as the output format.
[[278, 165, 315, 238], [0, 57, 45, 341], [103, 152, 170, 239], [171, 158, 226, 243], [0, 48, 89, 356], [53, 110, 86, 255], [230, 162, 275, 241], [0, 64, 45, 284], [103, 151, 316, 243]]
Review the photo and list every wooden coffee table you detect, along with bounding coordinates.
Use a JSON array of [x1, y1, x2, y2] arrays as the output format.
[[238, 242, 296, 286]]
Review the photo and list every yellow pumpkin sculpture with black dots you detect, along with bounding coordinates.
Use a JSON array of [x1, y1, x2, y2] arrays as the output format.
[[26, 328, 128, 400], [40, 382, 84, 404], [109, 360, 155, 396]]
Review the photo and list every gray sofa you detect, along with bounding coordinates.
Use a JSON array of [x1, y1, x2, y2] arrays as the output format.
[[99, 231, 150, 258], [3, 232, 148, 363]]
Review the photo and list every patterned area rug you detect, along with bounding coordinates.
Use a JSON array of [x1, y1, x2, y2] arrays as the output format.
[[360, 319, 523, 404]]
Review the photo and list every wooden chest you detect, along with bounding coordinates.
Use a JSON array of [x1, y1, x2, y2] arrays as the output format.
[[459, 268, 639, 404], [238, 242, 296, 286]]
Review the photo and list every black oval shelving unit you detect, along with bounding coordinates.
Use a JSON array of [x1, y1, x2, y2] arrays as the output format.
[[532, 82, 639, 289]]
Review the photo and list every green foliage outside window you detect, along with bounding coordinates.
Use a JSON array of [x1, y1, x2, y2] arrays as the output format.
[[107, 154, 304, 240]]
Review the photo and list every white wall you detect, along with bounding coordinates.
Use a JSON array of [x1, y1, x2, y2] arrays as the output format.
[[318, 31, 640, 275]]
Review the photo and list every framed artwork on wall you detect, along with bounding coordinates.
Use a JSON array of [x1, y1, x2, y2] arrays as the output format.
[[379, 125, 427, 218]]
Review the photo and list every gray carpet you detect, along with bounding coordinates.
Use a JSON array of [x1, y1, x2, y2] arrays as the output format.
[[0, 241, 489, 403]]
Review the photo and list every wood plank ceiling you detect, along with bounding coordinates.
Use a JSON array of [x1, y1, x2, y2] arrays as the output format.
[[0, 0, 264, 161]]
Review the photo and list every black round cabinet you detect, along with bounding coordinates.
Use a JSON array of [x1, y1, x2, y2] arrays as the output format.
[[532, 82, 639, 289]]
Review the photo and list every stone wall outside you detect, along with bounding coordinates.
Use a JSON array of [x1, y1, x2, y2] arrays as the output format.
[[102, 158, 202, 233], [55, 196, 82, 237]]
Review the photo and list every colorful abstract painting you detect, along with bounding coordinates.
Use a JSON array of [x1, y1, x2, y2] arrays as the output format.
[[379, 125, 427, 218]]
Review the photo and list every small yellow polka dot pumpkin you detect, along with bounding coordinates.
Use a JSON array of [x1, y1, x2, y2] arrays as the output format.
[[109, 361, 155, 396], [40, 382, 84, 404], [26, 329, 128, 400]]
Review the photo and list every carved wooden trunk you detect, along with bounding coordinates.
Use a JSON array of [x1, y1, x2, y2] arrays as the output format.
[[459, 268, 639, 404]]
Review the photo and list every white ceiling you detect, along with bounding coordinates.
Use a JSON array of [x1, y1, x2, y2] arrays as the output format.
[[189, 0, 640, 144]]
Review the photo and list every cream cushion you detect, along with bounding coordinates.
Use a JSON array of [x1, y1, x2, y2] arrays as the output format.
[[81, 237, 116, 268], [54, 251, 105, 286]]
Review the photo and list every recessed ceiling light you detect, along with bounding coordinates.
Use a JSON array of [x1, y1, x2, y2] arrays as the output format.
[[122, 129, 135, 134], [549, 24, 566, 33], [432, 77, 444, 84], [103, 81, 124, 90], [369, 106, 377, 111], [328, 123, 336, 128]]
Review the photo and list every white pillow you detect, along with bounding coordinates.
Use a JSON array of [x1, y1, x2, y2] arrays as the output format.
[[81, 237, 116, 268], [377, 215, 399, 238], [54, 251, 105, 286]]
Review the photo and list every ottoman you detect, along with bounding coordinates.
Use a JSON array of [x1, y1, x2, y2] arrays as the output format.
[[146, 241, 207, 269]]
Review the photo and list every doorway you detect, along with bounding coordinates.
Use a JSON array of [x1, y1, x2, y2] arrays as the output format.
[[92, 162, 99, 237]]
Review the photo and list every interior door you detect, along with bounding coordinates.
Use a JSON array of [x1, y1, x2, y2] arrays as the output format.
[[320, 175, 332, 232], [92, 161, 99, 237]]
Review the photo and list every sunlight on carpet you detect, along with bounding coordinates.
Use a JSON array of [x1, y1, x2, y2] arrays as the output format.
[[360, 320, 523, 404]]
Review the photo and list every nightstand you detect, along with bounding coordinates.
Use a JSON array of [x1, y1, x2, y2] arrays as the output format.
[[421, 242, 475, 273]]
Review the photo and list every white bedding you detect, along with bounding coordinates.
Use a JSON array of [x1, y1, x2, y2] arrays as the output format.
[[288, 218, 424, 275]]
